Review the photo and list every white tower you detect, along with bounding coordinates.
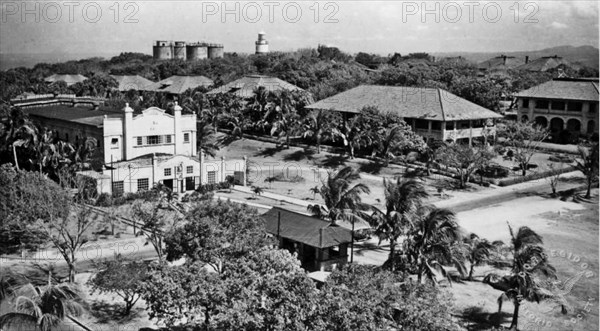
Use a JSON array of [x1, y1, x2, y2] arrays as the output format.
[[255, 31, 269, 54]]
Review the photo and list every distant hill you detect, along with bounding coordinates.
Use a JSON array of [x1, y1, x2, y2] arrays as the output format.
[[433, 45, 599, 69]]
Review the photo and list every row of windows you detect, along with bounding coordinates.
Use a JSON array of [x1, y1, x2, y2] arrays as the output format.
[[135, 133, 191, 146], [522, 99, 592, 112], [164, 166, 195, 177]]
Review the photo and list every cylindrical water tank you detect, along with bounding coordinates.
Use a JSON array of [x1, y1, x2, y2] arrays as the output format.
[[153, 40, 172, 60], [186, 43, 208, 60], [173, 41, 187, 60], [207, 44, 224, 59]]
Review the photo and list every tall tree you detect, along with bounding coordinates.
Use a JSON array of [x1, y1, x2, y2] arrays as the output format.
[[88, 255, 148, 315], [307, 166, 370, 224], [435, 143, 495, 188], [463, 233, 503, 281], [164, 199, 273, 271], [483, 224, 558, 331], [497, 121, 549, 176], [37, 203, 97, 283], [403, 207, 465, 284], [0, 164, 69, 256], [301, 109, 341, 154], [574, 143, 599, 199], [370, 178, 428, 271]]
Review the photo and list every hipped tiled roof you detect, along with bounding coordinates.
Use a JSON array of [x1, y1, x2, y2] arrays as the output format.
[[110, 75, 155, 91], [262, 207, 352, 248], [515, 78, 599, 101], [146, 75, 214, 94], [305, 85, 502, 121], [207, 75, 303, 98]]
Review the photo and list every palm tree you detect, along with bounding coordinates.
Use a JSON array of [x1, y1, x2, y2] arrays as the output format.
[[251, 186, 264, 199], [404, 207, 465, 284], [370, 178, 428, 271], [0, 273, 84, 331], [307, 166, 371, 223], [463, 233, 503, 281], [339, 115, 373, 159], [0, 107, 38, 170], [308, 166, 370, 264], [575, 143, 599, 199], [197, 123, 220, 158], [483, 224, 557, 331], [301, 109, 341, 154]]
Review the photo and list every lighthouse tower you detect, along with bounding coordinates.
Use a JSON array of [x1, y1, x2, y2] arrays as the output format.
[[255, 31, 269, 54]]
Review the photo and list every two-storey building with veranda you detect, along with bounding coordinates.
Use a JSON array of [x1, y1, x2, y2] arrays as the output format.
[[305, 85, 503, 144], [20, 98, 246, 195], [514, 78, 599, 138]]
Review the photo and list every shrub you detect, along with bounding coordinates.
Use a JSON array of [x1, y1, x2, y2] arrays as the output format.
[[497, 165, 576, 186], [196, 181, 231, 194], [548, 154, 574, 163], [475, 164, 510, 178]]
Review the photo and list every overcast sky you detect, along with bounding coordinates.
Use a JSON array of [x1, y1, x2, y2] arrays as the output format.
[[1, 1, 598, 55]]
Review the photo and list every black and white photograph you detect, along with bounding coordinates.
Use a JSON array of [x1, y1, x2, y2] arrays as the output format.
[[0, 1, 598, 330]]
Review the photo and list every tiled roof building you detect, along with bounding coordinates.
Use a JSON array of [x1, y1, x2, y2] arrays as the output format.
[[146, 75, 214, 95], [207, 75, 303, 98], [110, 75, 155, 91], [514, 78, 599, 138], [306, 85, 502, 143]]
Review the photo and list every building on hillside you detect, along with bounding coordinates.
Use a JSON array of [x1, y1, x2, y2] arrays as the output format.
[[110, 75, 155, 92], [262, 207, 353, 272], [478, 55, 526, 72], [206, 75, 304, 98], [514, 77, 599, 137], [44, 74, 88, 86], [305, 85, 503, 144], [145, 75, 214, 96], [515, 55, 576, 72], [21, 99, 246, 195]]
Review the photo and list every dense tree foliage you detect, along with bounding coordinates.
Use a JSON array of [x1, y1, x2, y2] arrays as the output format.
[[88, 255, 148, 315], [497, 121, 549, 176], [0, 164, 69, 255], [164, 200, 273, 267], [435, 143, 496, 188]]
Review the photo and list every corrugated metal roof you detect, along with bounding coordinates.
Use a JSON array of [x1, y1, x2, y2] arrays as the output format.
[[305, 85, 503, 121], [146, 75, 214, 94], [207, 75, 303, 98], [262, 207, 352, 248], [515, 79, 599, 101], [110, 75, 155, 91]]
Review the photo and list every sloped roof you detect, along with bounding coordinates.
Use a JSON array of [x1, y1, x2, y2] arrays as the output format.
[[109, 153, 199, 168], [23, 104, 120, 127], [514, 78, 599, 101], [478, 56, 525, 71], [516, 56, 573, 72], [44, 74, 88, 86], [305, 85, 503, 121], [207, 75, 303, 98], [146, 75, 214, 94], [110, 75, 155, 91], [262, 207, 352, 248]]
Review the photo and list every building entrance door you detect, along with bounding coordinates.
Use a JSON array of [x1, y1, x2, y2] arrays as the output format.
[[163, 179, 173, 191], [179, 180, 184, 193]]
